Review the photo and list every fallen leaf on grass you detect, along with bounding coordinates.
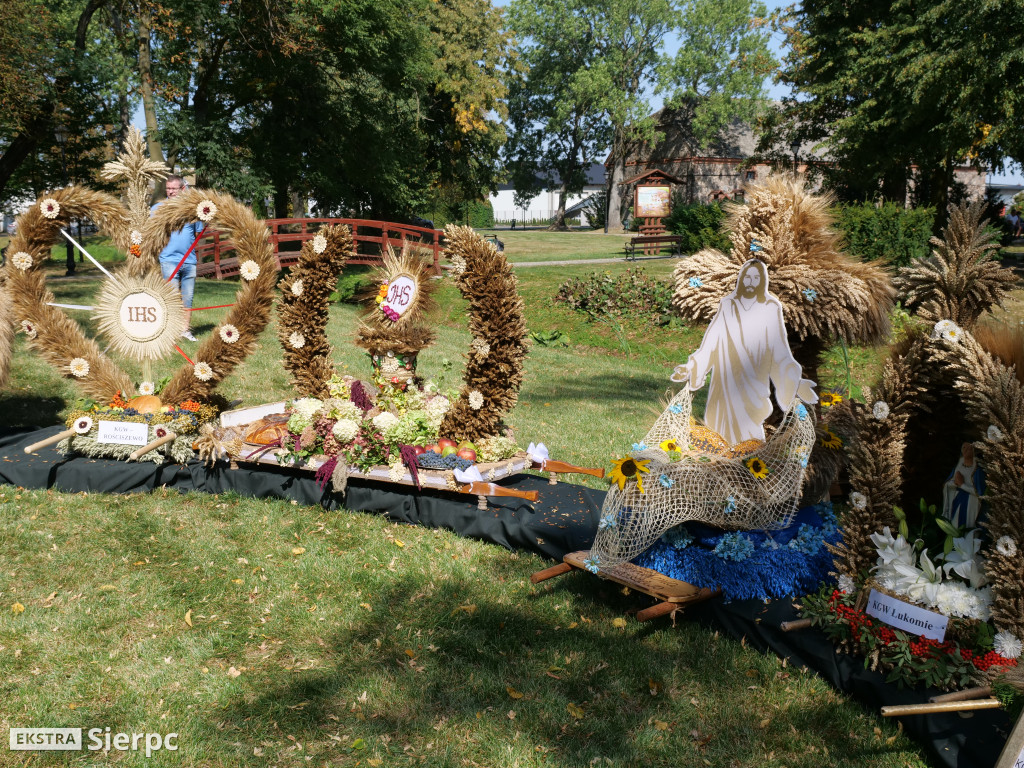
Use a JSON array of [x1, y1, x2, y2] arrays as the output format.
[[45, 591, 57, 602], [184, 610, 193, 627], [98, 585, 117, 591], [653, 720, 669, 731], [351, 738, 365, 750], [450, 603, 477, 616], [359, 603, 372, 611], [367, 760, 382, 766], [291, 547, 306, 555], [567, 702, 584, 719], [507, 686, 523, 700], [393, 540, 405, 548], [759, 718, 771, 728], [11, 602, 25, 615], [648, 679, 662, 696], [227, 667, 241, 678], [611, 617, 627, 629], [405, 649, 416, 659]]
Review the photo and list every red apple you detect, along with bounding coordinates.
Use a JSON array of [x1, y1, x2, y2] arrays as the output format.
[[457, 448, 477, 462], [411, 445, 427, 456], [426, 444, 441, 454], [438, 437, 458, 451]]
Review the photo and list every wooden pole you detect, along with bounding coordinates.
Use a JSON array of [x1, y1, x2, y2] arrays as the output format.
[[128, 430, 177, 460], [881, 699, 1002, 717], [24, 429, 75, 454], [780, 618, 813, 632], [929, 686, 992, 704]]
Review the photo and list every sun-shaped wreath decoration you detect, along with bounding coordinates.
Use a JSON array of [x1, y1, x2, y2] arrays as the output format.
[[0, 127, 276, 421]]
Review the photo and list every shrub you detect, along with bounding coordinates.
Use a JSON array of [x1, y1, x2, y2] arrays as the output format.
[[583, 190, 607, 230], [554, 267, 675, 322], [332, 266, 376, 304], [663, 200, 730, 254], [833, 202, 935, 267]]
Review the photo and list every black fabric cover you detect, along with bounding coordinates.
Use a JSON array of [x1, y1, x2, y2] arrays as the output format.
[[1, 425, 1013, 765], [0, 426, 602, 560], [687, 598, 1013, 768]]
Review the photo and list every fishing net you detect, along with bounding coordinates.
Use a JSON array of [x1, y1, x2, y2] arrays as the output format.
[[591, 387, 816, 569]]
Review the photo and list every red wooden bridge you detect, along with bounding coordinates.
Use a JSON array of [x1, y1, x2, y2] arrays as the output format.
[[193, 218, 444, 279]]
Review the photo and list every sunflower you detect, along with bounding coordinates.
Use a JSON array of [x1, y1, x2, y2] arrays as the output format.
[[819, 392, 843, 407], [609, 455, 651, 492], [744, 455, 770, 479], [659, 438, 681, 453], [820, 428, 843, 450]]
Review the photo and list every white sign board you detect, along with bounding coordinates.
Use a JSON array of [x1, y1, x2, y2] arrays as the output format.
[[96, 420, 149, 446], [382, 275, 417, 318], [865, 589, 949, 642]]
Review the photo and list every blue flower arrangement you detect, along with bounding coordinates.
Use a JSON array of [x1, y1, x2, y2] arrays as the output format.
[[688, 277, 703, 289], [802, 288, 818, 302], [636, 502, 840, 601]]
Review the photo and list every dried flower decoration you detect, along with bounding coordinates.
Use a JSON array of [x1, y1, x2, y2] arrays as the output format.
[[239, 260, 260, 281], [196, 200, 218, 221], [219, 324, 239, 344], [193, 361, 214, 381], [289, 331, 306, 349], [40, 198, 60, 219], [68, 357, 90, 378], [10, 252, 33, 271], [312, 233, 327, 254]]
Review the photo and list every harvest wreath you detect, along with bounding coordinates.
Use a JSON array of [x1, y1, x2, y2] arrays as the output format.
[[209, 226, 602, 504]]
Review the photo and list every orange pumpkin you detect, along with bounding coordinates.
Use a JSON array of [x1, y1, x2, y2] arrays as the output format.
[[129, 395, 164, 414]]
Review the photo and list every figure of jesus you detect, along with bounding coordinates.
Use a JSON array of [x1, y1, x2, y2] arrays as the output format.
[[671, 259, 816, 444]]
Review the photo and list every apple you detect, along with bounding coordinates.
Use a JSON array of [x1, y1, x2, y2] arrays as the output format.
[[458, 440, 477, 452], [426, 444, 441, 454], [456, 448, 477, 462], [441, 446, 458, 458], [438, 437, 458, 451], [411, 445, 427, 456]]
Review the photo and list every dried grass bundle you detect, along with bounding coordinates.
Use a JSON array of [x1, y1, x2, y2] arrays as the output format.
[[0, 280, 12, 390], [354, 244, 438, 357], [932, 325, 1024, 639], [439, 225, 529, 442], [895, 201, 1017, 328], [673, 176, 894, 381], [829, 337, 927, 578], [99, 126, 169, 273], [2, 187, 133, 399], [277, 224, 354, 397], [146, 189, 276, 403]]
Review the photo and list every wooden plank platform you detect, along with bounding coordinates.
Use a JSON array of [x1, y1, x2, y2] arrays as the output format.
[[532, 549, 720, 622]]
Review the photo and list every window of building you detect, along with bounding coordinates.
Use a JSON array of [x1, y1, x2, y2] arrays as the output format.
[[745, 170, 756, 181]]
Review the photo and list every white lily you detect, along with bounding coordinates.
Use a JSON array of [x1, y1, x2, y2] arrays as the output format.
[[941, 529, 988, 588], [871, 527, 916, 570]]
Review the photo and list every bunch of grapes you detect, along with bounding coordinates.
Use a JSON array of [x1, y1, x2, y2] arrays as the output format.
[[416, 452, 475, 471]]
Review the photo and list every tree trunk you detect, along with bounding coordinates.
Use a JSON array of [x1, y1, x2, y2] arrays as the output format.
[[548, 183, 569, 230], [274, 185, 290, 218], [605, 136, 628, 233], [137, 7, 166, 197]]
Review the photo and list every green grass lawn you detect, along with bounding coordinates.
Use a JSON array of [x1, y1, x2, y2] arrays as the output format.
[[0, 233, 942, 766], [495, 230, 635, 263]]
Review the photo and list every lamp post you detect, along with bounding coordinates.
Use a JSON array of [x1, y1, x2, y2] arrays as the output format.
[[790, 138, 801, 178], [54, 124, 74, 276]]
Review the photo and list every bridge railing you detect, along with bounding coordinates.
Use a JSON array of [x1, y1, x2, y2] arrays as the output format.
[[193, 218, 444, 279]]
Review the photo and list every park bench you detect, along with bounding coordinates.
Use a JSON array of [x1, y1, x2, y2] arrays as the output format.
[[625, 234, 684, 260]]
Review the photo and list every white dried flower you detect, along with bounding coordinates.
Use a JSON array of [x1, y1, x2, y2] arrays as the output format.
[[138, 381, 155, 395], [68, 357, 90, 378], [130, 229, 143, 245], [388, 461, 406, 483], [73, 416, 93, 434], [239, 260, 260, 281], [987, 424, 1004, 442], [40, 198, 60, 218], [849, 491, 868, 510], [331, 418, 359, 443], [193, 361, 214, 381], [471, 338, 490, 357], [872, 401, 890, 421], [291, 398, 323, 421], [219, 324, 239, 344], [996, 535, 1018, 558], [291, 279, 303, 297], [289, 331, 306, 349], [468, 390, 484, 410], [372, 412, 399, 432], [837, 574, 856, 595], [931, 319, 956, 340], [196, 200, 218, 221], [151, 425, 170, 440], [450, 254, 467, 276], [20, 320, 37, 339], [312, 233, 327, 254], [941, 323, 963, 343], [10, 251, 33, 270], [994, 631, 1022, 660]]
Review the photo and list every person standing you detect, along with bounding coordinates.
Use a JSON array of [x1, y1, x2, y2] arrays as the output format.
[[152, 175, 204, 341]]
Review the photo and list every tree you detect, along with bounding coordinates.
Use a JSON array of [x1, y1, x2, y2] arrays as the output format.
[[772, 0, 1024, 216], [506, 0, 612, 230]]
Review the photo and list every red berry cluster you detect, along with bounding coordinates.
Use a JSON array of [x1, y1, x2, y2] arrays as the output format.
[[825, 590, 1017, 674]]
